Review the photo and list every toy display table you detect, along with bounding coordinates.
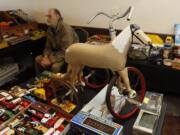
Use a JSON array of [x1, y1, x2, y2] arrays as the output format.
[[0, 90, 71, 135], [127, 60, 180, 94]]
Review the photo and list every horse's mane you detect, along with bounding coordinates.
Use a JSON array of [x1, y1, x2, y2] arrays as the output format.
[[112, 25, 132, 53]]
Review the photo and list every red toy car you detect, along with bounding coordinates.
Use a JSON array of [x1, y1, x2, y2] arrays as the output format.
[[45, 115, 60, 128], [1, 100, 16, 109], [35, 112, 44, 119]]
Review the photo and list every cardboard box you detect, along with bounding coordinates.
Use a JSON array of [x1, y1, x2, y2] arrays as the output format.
[[71, 111, 123, 135]]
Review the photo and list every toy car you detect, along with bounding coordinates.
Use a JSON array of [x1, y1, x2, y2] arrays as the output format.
[[9, 86, 26, 97], [1, 100, 16, 109], [0, 114, 9, 122], [45, 115, 60, 128], [35, 112, 44, 119], [0, 95, 4, 101], [0, 92, 10, 97], [27, 109, 44, 120], [16, 126, 26, 133], [34, 125, 48, 134], [25, 128, 38, 135], [0, 109, 5, 117], [27, 109, 36, 115], [34, 88, 46, 101], [31, 117, 40, 123], [20, 100, 30, 108], [5, 110, 14, 118], [0, 92, 13, 101], [30, 120, 40, 127], [41, 112, 56, 124], [23, 95, 36, 103]]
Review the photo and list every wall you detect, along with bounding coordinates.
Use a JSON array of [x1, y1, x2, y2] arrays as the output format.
[[0, 0, 36, 15], [1, 0, 180, 34]]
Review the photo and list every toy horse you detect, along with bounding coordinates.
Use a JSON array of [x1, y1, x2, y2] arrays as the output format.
[[64, 24, 151, 98]]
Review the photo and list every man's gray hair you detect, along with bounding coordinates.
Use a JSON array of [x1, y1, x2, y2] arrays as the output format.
[[53, 8, 63, 21]]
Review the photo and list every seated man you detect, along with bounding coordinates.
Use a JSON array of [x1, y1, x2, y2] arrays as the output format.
[[35, 8, 79, 74]]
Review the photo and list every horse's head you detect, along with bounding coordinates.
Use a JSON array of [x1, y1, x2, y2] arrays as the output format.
[[130, 24, 152, 46]]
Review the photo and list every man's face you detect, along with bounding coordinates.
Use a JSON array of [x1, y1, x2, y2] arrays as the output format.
[[46, 9, 59, 27]]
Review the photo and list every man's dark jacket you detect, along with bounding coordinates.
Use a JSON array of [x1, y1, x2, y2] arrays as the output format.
[[44, 21, 79, 63]]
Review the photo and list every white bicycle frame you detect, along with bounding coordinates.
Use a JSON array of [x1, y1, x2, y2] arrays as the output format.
[[87, 6, 135, 40]]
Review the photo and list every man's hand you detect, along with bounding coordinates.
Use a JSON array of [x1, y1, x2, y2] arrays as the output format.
[[41, 55, 51, 68]]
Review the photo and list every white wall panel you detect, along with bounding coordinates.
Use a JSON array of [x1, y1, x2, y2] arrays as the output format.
[[1, 0, 180, 34]]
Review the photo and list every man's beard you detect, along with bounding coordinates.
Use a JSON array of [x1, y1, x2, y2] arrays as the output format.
[[48, 22, 57, 28], [47, 20, 58, 28]]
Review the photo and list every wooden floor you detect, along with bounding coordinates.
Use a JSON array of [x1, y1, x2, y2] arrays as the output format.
[[162, 115, 180, 135]]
